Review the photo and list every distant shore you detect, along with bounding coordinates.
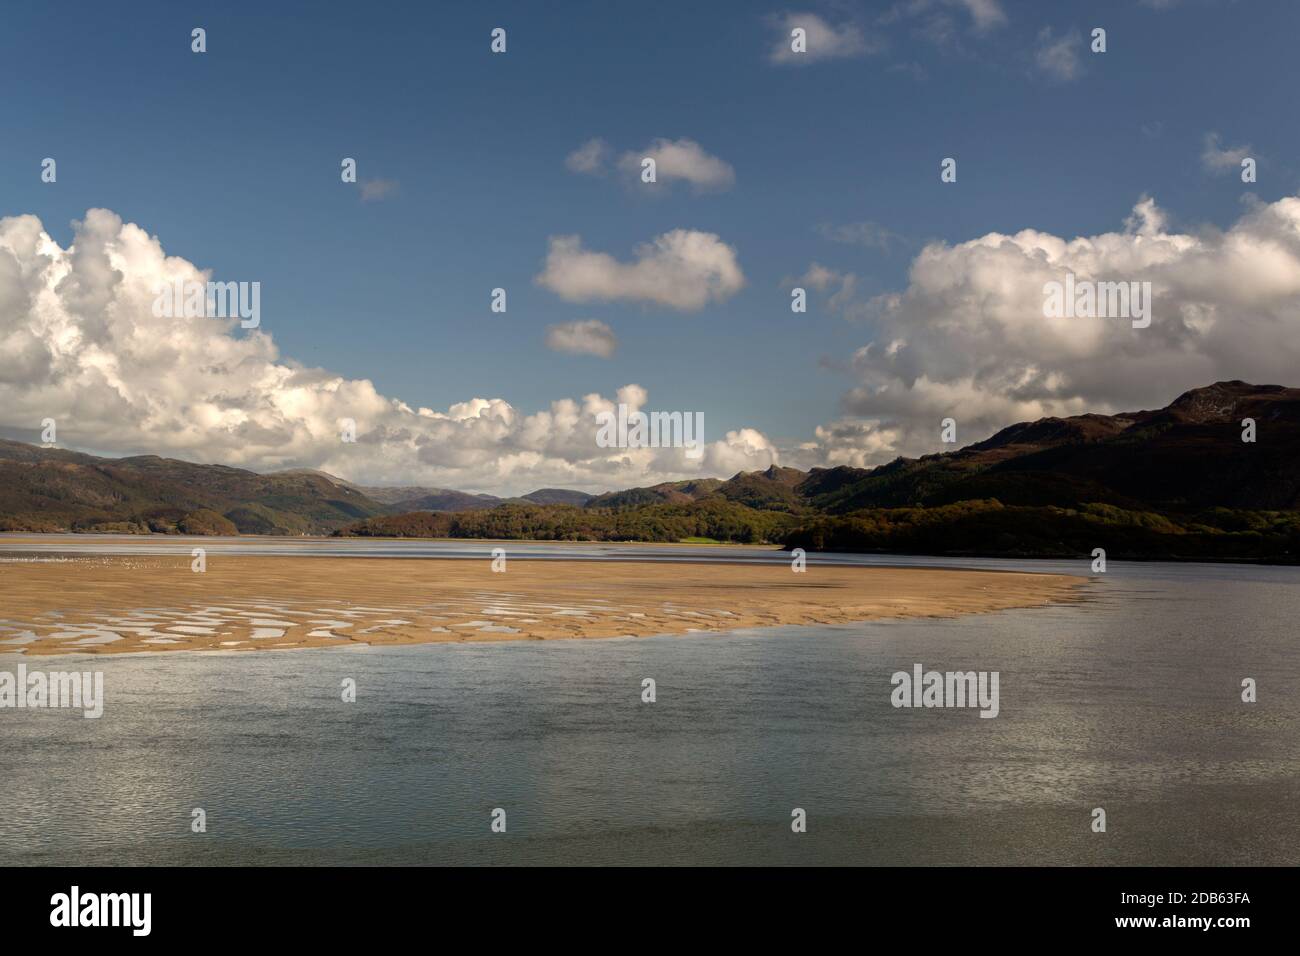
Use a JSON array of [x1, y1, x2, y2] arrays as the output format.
[[0, 552, 1085, 655]]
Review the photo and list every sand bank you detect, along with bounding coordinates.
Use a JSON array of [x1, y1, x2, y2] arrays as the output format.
[[0, 554, 1085, 655]]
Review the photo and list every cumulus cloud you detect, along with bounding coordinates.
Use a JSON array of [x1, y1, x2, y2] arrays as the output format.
[[1034, 27, 1082, 81], [0, 210, 775, 495], [545, 319, 617, 358], [617, 138, 736, 192], [535, 229, 745, 310], [812, 194, 1300, 467], [799, 419, 905, 469], [1201, 132, 1252, 174], [768, 13, 877, 64], [359, 178, 399, 202], [13, 198, 1296, 499], [565, 137, 610, 174], [704, 427, 780, 474]]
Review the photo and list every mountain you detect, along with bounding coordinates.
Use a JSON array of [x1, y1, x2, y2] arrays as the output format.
[[587, 478, 724, 508], [0, 441, 389, 534], [781, 381, 1300, 560], [0, 437, 601, 531], [713, 465, 806, 511], [6, 382, 1300, 559], [350, 484, 486, 507], [521, 488, 595, 506], [388, 490, 503, 512], [801, 380, 1300, 514], [271, 468, 361, 490], [341, 484, 595, 511], [337, 382, 1300, 562]]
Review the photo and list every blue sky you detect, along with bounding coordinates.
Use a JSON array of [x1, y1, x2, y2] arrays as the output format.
[[2, 0, 1299, 492]]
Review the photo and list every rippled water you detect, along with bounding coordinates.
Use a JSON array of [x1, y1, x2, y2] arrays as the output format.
[[1, 544, 1297, 866]]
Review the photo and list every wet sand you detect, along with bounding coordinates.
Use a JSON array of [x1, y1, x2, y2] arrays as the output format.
[[0, 554, 1085, 655]]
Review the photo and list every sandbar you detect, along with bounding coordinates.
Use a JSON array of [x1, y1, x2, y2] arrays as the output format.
[[0, 553, 1086, 655]]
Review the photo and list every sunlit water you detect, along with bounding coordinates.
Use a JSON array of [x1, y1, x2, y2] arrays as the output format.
[[1, 539, 1297, 865]]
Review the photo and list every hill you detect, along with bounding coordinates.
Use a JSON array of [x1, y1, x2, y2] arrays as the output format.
[[349, 484, 595, 511], [520, 488, 595, 506], [800, 381, 1300, 514], [6, 382, 1300, 560], [336, 381, 1300, 561], [0, 442, 388, 535]]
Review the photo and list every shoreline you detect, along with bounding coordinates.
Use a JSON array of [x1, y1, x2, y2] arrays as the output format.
[[0, 532, 763, 546], [0, 532, 1293, 567], [0, 554, 1087, 656]]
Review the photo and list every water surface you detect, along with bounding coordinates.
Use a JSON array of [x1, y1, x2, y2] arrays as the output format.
[[1, 544, 1295, 865]]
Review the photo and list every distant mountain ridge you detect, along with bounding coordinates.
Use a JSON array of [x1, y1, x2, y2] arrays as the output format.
[[337, 381, 1300, 562], [4, 382, 1300, 560], [0, 444, 597, 534], [358, 486, 596, 512], [0, 444, 387, 535]]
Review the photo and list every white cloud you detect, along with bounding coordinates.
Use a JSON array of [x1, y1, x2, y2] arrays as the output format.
[[953, 0, 1006, 31], [13, 199, 1297, 500], [791, 263, 865, 318], [1201, 132, 1253, 174], [545, 319, 617, 358], [565, 137, 610, 174], [817, 220, 900, 250], [800, 419, 905, 468], [0, 210, 771, 495], [535, 229, 745, 310], [359, 178, 399, 202], [798, 262, 847, 293], [768, 13, 877, 64], [1034, 27, 1082, 81], [617, 138, 736, 192], [805, 194, 1300, 467], [880, 0, 1006, 44], [704, 428, 779, 474]]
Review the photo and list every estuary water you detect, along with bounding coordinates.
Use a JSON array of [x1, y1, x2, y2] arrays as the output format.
[[0, 532, 1040, 565], [1, 539, 1297, 866]]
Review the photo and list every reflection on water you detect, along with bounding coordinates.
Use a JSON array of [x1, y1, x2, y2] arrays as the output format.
[[1, 555, 1297, 865]]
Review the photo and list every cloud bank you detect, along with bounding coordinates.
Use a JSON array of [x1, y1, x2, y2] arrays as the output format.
[[6, 197, 1300, 496], [0, 210, 772, 494], [813, 195, 1300, 464]]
